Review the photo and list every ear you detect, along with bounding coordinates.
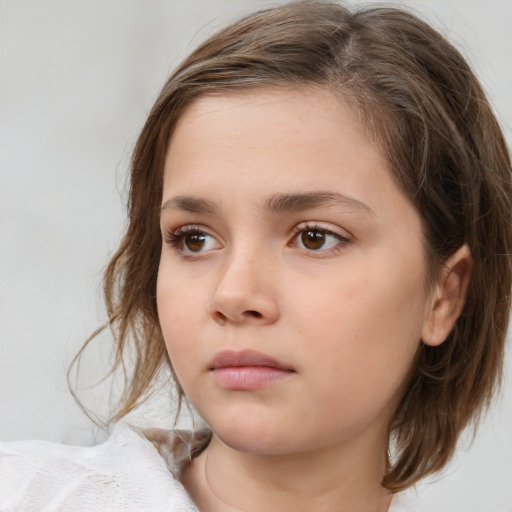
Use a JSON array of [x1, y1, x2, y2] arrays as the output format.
[[422, 244, 473, 347]]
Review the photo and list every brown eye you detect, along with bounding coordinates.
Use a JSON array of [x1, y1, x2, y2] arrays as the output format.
[[184, 233, 207, 252], [293, 226, 346, 252], [301, 230, 326, 250], [167, 227, 220, 254]]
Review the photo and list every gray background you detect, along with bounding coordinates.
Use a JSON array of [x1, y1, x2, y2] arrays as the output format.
[[1, 1, 511, 511]]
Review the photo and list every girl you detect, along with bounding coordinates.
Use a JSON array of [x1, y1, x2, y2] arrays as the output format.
[[1, 2, 511, 511]]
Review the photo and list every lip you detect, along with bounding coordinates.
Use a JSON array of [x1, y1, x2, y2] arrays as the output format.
[[209, 349, 295, 391], [210, 349, 293, 371]]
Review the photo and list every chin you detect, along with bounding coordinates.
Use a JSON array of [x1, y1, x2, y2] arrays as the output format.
[[217, 430, 294, 455], [200, 410, 299, 455]]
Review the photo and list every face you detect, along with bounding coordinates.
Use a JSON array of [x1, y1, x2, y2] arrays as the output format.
[[157, 88, 432, 456]]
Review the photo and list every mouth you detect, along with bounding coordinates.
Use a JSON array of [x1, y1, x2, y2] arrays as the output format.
[[209, 349, 295, 391]]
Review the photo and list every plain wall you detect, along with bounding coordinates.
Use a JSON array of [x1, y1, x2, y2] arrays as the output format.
[[1, 1, 511, 511]]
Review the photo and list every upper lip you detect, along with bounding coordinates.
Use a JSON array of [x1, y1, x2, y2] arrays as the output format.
[[209, 349, 294, 371]]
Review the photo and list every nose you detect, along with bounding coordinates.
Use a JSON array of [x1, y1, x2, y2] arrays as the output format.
[[209, 247, 280, 326]]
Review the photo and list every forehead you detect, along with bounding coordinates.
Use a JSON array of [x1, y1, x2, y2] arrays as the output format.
[[164, 87, 384, 186], [161, 88, 421, 237]]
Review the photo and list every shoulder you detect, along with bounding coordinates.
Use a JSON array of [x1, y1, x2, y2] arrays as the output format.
[[0, 424, 206, 511], [389, 494, 421, 512]]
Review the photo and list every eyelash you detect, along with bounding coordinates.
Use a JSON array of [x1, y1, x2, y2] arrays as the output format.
[[163, 223, 351, 256], [290, 222, 351, 254], [165, 225, 202, 244], [164, 225, 217, 252]]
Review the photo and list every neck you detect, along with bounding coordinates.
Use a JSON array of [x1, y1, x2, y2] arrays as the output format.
[[181, 431, 393, 512]]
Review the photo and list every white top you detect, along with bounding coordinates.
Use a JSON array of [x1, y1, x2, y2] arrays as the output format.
[[0, 424, 418, 511]]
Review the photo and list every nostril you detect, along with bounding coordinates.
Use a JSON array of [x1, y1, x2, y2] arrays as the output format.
[[245, 310, 263, 318], [214, 311, 228, 324]]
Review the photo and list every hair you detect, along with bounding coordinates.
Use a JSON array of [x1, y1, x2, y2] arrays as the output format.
[[71, 0, 512, 492]]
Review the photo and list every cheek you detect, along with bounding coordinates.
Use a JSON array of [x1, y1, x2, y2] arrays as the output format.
[[296, 252, 426, 340], [156, 264, 204, 373], [292, 254, 426, 410]]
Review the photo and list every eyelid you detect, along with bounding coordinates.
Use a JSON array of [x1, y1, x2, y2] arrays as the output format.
[[163, 224, 222, 254], [291, 221, 352, 239], [162, 220, 352, 257], [289, 221, 352, 253]]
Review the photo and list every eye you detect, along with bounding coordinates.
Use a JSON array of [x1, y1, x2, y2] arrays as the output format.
[[166, 226, 221, 254], [291, 225, 349, 252]]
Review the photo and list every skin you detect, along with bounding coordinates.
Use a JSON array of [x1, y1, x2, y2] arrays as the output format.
[[156, 88, 470, 512]]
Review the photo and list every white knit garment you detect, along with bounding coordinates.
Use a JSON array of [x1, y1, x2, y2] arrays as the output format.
[[0, 424, 417, 511]]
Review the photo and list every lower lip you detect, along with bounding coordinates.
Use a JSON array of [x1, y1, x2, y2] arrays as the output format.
[[211, 366, 293, 391]]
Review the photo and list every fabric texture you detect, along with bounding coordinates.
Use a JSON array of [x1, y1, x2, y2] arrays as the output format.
[[0, 424, 417, 511]]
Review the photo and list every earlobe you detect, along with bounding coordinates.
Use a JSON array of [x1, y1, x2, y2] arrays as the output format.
[[422, 244, 473, 347]]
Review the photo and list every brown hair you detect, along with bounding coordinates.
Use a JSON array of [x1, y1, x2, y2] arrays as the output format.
[[72, 1, 512, 491]]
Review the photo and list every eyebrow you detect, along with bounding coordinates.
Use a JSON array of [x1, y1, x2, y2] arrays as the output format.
[[161, 196, 216, 214], [264, 192, 374, 215], [160, 191, 373, 216]]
